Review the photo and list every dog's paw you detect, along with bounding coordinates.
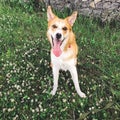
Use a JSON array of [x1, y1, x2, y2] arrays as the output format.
[[79, 92, 86, 98], [50, 90, 56, 96]]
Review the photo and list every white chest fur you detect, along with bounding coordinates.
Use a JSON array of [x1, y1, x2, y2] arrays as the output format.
[[51, 51, 77, 71]]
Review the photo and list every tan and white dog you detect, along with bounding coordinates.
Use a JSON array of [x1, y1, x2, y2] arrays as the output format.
[[47, 6, 86, 98]]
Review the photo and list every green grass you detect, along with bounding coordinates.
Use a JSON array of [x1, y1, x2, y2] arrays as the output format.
[[0, 2, 120, 120]]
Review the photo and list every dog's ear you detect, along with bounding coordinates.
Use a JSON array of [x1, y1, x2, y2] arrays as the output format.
[[66, 11, 77, 26], [47, 6, 56, 21]]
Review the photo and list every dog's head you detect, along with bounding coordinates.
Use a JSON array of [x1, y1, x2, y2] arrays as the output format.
[[47, 6, 77, 57]]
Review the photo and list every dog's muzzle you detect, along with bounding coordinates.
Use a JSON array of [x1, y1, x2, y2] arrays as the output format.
[[51, 35, 65, 47]]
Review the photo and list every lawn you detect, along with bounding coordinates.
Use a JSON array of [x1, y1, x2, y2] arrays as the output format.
[[0, 1, 120, 120]]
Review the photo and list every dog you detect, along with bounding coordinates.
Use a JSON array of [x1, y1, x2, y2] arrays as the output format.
[[47, 6, 86, 98]]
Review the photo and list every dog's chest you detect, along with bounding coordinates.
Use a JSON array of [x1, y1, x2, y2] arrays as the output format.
[[51, 52, 76, 71], [57, 59, 69, 71], [53, 58, 70, 71]]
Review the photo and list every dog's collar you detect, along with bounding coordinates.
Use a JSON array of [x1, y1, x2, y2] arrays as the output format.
[[68, 44, 71, 48]]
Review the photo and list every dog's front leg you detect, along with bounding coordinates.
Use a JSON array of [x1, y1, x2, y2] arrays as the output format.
[[69, 66, 86, 98], [50, 66, 59, 96]]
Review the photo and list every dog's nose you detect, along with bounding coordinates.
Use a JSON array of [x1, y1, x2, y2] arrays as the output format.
[[56, 33, 62, 39]]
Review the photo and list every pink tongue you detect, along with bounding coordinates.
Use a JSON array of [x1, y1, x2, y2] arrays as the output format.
[[53, 40, 62, 57]]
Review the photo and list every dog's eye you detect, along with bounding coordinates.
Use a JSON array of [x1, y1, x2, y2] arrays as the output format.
[[52, 24, 57, 29], [62, 27, 67, 31]]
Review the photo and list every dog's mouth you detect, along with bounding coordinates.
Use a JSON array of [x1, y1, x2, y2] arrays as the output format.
[[51, 36, 65, 57]]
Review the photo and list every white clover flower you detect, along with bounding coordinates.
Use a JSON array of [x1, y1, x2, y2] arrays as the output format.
[[9, 62, 13, 66], [87, 91, 90, 94], [89, 107, 92, 111], [14, 70, 17, 73], [8, 107, 15, 112], [92, 111, 95, 114], [0, 85, 2, 89], [115, 111, 117, 114], [72, 99, 75, 103], [109, 96, 113, 101], [22, 89, 25, 93], [3, 108, 6, 113], [31, 99, 34, 103], [13, 115, 18, 120], [15, 84, 21, 90], [35, 99, 38, 102], [35, 108, 39, 112], [38, 102, 43, 110], [96, 102, 99, 106], [31, 109, 35, 113], [50, 114, 53, 118], [27, 97, 30, 100], [0, 92, 2, 97], [40, 108, 43, 112], [32, 88, 35, 92], [78, 110, 80, 113], [62, 99, 67, 103], [1, 58, 4, 61], [6, 73, 11, 78], [44, 109, 47, 112], [10, 98, 15, 102], [99, 98, 103, 103], [22, 82, 25, 87]]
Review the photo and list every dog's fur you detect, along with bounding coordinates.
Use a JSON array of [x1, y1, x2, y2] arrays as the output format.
[[47, 6, 86, 98]]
